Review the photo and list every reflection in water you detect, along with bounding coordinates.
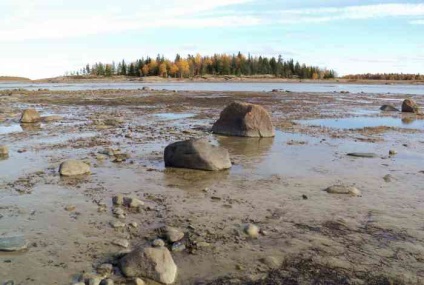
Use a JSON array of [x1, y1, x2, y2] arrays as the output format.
[[215, 135, 274, 157], [0, 124, 23, 134], [401, 116, 416, 125], [162, 168, 230, 190], [298, 117, 423, 130], [20, 123, 42, 131]]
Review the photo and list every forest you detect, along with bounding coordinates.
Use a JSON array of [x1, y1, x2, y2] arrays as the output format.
[[71, 53, 336, 79], [343, 73, 423, 80]]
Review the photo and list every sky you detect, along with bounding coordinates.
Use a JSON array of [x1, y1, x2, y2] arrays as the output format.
[[0, 0, 423, 79]]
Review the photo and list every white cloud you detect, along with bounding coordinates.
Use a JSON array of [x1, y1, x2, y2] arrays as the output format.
[[277, 3, 424, 24], [409, 19, 424, 24], [0, 0, 255, 42]]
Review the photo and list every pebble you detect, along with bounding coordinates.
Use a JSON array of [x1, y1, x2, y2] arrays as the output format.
[[112, 195, 124, 206], [152, 239, 165, 248], [129, 222, 138, 228], [96, 263, 113, 276], [88, 277, 102, 285], [171, 242, 186, 252], [127, 197, 144, 208], [260, 256, 283, 269], [383, 174, 393, 183], [100, 279, 114, 285], [65, 205, 76, 212], [389, 149, 397, 155], [111, 239, 129, 248], [244, 224, 260, 238], [112, 208, 125, 218], [0, 145, 9, 156], [347, 152, 377, 158], [162, 226, 185, 243], [110, 221, 125, 228], [128, 278, 145, 285]]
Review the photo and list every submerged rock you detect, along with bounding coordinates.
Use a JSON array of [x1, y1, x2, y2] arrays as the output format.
[[401, 99, 419, 113], [212, 101, 275, 137], [59, 159, 91, 176], [380, 105, 399, 112], [119, 246, 177, 284], [325, 185, 361, 196], [164, 138, 231, 171], [347, 152, 377, 158], [0, 236, 28, 251], [20, 109, 41, 123]]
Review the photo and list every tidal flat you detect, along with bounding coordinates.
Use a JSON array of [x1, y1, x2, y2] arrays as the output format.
[[0, 88, 423, 284]]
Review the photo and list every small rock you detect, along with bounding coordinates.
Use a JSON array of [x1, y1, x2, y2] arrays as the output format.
[[302, 194, 308, 200], [73, 283, 85, 285], [59, 160, 91, 176], [0, 145, 9, 156], [260, 256, 283, 269], [129, 222, 138, 228], [389, 149, 397, 156], [127, 278, 145, 285], [325, 185, 361, 196], [0, 236, 28, 252], [112, 195, 124, 206], [152, 239, 165, 248], [383, 174, 393, 183], [112, 239, 129, 248], [65, 205, 76, 212], [110, 221, 125, 229], [113, 208, 125, 217], [244, 224, 260, 238], [126, 197, 144, 208], [96, 263, 113, 276], [380, 105, 399, 112], [401, 98, 419, 113], [100, 279, 114, 285], [162, 226, 184, 243], [171, 242, 186, 252], [88, 277, 102, 285]]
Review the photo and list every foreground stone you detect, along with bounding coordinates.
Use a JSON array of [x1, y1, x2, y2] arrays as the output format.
[[120, 246, 177, 284], [164, 138, 231, 171], [380, 105, 399, 112], [20, 109, 41, 123], [347, 152, 377, 158], [212, 101, 275, 137], [325, 185, 361, 196], [401, 99, 419, 113], [244, 224, 260, 238], [161, 226, 184, 243], [0, 236, 28, 251], [59, 159, 91, 176]]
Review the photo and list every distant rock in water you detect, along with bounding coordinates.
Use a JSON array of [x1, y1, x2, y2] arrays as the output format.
[[212, 101, 275, 137], [0, 236, 28, 252], [347, 152, 378, 158], [59, 159, 91, 176], [401, 99, 419, 113], [142, 86, 151, 91], [380, 105, 399, 112], [164, 138, 231, 171], [20, 109, 41, 123], [325, 185, 361, 196], [0, 145, 8, 157]]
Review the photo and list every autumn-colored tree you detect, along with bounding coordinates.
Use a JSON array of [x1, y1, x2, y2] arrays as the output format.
[[176, 59, 190, 78], [141, 65, 149, 76], [159, 62, 167, 77], [169, 63, 179, 77]]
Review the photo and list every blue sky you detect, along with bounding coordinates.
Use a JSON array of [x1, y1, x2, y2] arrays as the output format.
[[0, 0, 423, 79]]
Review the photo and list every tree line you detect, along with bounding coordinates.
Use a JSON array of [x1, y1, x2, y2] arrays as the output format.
[[70, 53, 336, 79], [343, 73, 423, 81]]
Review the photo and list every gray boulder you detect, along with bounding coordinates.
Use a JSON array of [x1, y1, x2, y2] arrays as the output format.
[[164, 139, 231, 171], [212, 101, 275, 137], [59, 159, 91, 176], [119, 246, 177, 284], [20, 109, 41, 123], [380, 105, 399, 112]]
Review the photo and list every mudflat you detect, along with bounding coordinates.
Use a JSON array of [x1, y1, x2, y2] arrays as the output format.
[[0, 88, 423, 284]]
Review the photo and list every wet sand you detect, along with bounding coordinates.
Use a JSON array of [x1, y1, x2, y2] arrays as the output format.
[[0, 88, 423, 284]]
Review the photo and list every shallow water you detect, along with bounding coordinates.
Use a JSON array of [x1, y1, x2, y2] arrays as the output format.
[[1, 82, 424, 95], [297, 116, 424, 130], [154, 113, 196, 120]]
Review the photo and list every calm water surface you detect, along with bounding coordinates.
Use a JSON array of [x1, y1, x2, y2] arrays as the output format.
[[1, 82, 423, 95]]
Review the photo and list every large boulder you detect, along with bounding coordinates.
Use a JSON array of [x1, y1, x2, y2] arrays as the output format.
[[119, 246, 177, 284], [164, 139, 231, 171], [20, 109, 41, 123], [59, 159, 91, 176], [401, 99, 419, 113], [212, 101, 275, 137]]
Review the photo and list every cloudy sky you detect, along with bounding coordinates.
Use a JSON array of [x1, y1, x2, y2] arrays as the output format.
[[0, 0, 423, 79]]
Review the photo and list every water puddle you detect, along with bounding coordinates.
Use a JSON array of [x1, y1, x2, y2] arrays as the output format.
[[154, 113, 195, 120], [297, 117, 424, 130], [0, 124, 23, 134]]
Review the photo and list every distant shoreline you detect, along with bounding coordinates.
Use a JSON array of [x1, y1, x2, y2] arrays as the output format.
[[1, 75, 424, 85]]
